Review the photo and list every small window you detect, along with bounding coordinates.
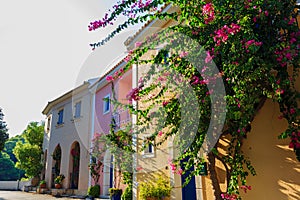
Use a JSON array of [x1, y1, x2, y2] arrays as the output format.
[[144, 143, 153, 154], [57, 109, 64, 125], [46, 116, 51, 132], [74, 101, 81, 118], [103, 94, 110, 114], [142, 141, 155, 158]]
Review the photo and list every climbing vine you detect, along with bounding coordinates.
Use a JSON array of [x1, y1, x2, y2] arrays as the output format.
[[89, 0, 300, 199]]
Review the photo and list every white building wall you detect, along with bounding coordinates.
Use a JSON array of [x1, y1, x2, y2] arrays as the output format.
[[43, 86, 92, 194]]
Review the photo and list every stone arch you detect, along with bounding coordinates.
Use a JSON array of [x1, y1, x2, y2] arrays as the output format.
[[51, 144, 62, 187], [69, 141, 80, 189]]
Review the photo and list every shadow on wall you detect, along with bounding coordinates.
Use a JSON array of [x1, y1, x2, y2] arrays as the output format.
[[241, 100, 300, 200], [277, 146, 300, 200]]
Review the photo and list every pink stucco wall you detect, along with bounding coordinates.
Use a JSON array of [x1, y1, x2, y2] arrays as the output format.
[[92, 70, 132, 195], [93, 82, 113, 194], [94, 82, 113, 135]]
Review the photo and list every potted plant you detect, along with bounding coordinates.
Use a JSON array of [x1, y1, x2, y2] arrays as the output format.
[[87, 184, 100, 200], [39, 180, 46, 188], [109, 188, 122, 200], [54, 174, 65, 189]]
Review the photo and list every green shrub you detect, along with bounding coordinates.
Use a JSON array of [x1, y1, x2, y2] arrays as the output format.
[[122, 185, 132, 200], [139, 175, 171, 200], [87, 184, 100, 197]]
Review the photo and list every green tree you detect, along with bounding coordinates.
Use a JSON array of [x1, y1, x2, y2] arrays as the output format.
[[4, 135, 25, 163], [0, 152, 19, 181], [89, 1, 300, 199], [0, 108, 9, 151], [13, 122, 44, 178], [1, 135, 26, 180], [22, 121, 44, 148]]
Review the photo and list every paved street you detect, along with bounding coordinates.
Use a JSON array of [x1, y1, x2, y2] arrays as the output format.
[[0, 191, 84, 200]]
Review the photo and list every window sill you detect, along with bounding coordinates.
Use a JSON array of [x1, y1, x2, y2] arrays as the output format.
[[103, 110, 110, 115], [55, 123, 64, 128], [142, 153, 155, 158], [71, 116, 82, 123]]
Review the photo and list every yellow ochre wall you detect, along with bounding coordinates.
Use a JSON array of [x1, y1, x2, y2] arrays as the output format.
[[203, 73, 300, 200]]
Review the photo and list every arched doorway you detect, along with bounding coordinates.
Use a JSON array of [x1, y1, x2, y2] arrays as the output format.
[[52, 144, 62, 187], [70, 142, 80, 189]]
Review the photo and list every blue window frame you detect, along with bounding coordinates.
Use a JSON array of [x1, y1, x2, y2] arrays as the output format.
[[103, 94, 110, 114], [74, 101, 81, 118], [57, 109, 64, 125]]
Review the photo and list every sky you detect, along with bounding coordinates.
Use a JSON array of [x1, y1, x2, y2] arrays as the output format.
[[0, 0, 138, 136]]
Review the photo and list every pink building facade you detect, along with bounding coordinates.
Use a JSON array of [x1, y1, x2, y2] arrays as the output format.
[[90, 61, 132, 196]]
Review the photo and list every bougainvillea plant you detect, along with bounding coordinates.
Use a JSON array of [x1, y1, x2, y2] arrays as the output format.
[[89, 0, 300, 199]]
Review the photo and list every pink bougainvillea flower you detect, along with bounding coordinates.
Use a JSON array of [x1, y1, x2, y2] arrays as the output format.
[[240, 185, 252, 193], [205, 51, 214, 63], [288, 18, 296, 25], [290, 108, 296, 114], [135, 41, 142, 48], [276, 88, 284, 95], [264, 10, 269, 16], [162, 101, 169, 107], [214, 23, 240, 46], [106, 75, 114, 81], [289, 141, 295, 148], [124, 55, 131, 62], [202, 3, 215, 24], [290, 37, 297, 44], [176, 168, 183, 175], [158, 131, 163, 136], [221, 193, 237, 200], [179, 51, 189, 58], [126, 87, 140, 101]]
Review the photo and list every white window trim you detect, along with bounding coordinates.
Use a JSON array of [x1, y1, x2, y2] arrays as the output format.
[[103, 94, 111, 114]]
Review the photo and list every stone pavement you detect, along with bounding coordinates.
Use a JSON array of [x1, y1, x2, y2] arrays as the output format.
[[0, 191, 109, 200]]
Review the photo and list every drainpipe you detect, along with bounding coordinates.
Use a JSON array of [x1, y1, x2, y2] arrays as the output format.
[[132, 63, 138, 200], [88, 90, 96, 187]]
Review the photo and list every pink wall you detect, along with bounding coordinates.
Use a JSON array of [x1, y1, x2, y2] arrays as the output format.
[[94, 82, 113, 135], [93, 82, 113, 194], [93, 69, 132, 195]]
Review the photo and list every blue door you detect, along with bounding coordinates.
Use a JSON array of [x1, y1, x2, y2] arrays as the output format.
[[181, 158, 197, 200], [109, 155, 113, 188]]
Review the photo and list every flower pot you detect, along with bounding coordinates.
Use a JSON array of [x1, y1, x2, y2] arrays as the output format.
[[55, 183, 62, 189], [40, 183, 46, 188], [111, 193, 122, 200], [146, 197, 170, 200], [31, 176, 40, 187], [110, 190, 122, 200]]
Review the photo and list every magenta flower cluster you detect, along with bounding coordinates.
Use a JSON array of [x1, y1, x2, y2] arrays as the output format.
[[213, 23, 241, 46], [202, 3, 215, 24]]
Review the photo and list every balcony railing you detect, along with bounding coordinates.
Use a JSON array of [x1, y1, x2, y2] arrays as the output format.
[[112, 108, 131, 130]]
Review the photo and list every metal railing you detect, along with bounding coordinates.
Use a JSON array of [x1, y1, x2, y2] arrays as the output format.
[[112, 108, 131, 130]]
